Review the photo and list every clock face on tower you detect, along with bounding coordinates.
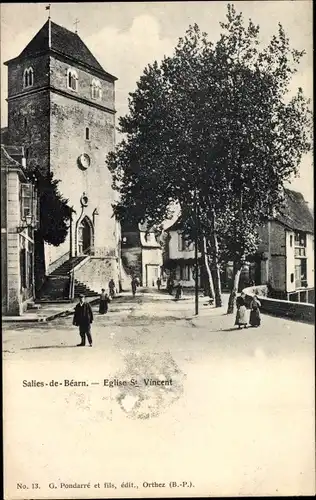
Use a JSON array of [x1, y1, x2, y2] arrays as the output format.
[[77, 153, 91, 170]]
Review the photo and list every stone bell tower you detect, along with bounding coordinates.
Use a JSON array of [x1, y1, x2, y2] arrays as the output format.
[[5, 18, 121, 291]]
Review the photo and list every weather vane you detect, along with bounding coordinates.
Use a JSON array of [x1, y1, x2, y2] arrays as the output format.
[[45, 4, 51, 19], [74, 19, 80, 34]]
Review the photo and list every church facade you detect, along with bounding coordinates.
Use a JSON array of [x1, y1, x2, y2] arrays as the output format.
[[4, 19, 121, 295]]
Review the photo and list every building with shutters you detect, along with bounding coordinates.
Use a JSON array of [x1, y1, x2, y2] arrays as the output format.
[[1, 145, 38, 315]]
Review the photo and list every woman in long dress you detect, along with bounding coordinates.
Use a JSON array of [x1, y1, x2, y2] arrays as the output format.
[[249, 294, 261, 327], [235, 293, 248, 329], [175, 282, 183, 300], [99, 289, 110, 314]]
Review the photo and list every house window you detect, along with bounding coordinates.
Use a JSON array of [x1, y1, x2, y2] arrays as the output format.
[[289, 235, 293, 247], [178, 232, 184, 251], [185, 240, 194, 251], [91, 78, 102, 100], [67, 68, 78, 91], [85, 127, 90, 140], [23, 67, 34, 88], [294, 231, 306, 247], [295, 258, 307, 288], [20, 183, 33, 220], [294, 231, 307, 257], [183, 265, 190, 281]]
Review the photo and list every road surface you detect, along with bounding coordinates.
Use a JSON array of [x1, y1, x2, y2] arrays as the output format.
[[3, 291, 315, 498]]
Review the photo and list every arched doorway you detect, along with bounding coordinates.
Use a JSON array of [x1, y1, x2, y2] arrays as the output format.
[[78, 216, 93, 255]]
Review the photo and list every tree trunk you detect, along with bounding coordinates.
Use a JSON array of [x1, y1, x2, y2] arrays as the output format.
[[201, 236, 215, 301], [209, 211, 222, 307], [227, 260, 242, 314]]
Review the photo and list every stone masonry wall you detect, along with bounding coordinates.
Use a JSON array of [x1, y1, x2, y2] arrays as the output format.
[[48, 91, 116, 265], [8, 91, 50, 174], [6, 171, 21, 315], [74, 257, 119, 294]]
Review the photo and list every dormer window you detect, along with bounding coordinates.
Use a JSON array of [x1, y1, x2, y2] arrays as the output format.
[[23, 67, 34, 88], [91, 78, 102, 100], [67, 68, 78, 91]]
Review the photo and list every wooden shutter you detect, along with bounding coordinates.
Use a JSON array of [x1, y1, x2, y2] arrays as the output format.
[[21, 183, 33, 220]]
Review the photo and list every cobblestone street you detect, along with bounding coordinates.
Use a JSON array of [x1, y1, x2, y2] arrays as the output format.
[[3, 290, 315, 497]]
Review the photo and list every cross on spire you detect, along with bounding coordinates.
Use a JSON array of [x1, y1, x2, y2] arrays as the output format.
[[74, 19, 80, 34]]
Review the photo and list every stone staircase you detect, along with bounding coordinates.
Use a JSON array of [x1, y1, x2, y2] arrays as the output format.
[[50, 256, 87, 276], [74, 279, 99, 298], [37, 256, 99, 302]]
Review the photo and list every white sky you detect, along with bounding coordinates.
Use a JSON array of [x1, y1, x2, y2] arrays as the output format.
[[0, 1, 313, 206]]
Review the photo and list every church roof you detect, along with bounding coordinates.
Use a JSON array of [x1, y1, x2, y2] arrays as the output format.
[[5, 20, 117, 81]]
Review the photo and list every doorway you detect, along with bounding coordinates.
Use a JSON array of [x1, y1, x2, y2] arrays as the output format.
[[146, 264, 160, 287], [78, 217, 93, 255]]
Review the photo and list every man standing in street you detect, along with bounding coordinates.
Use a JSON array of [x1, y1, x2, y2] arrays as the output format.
[[73, 294, 94, 347]]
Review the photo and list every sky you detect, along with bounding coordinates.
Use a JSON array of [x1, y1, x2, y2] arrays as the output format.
[[0, 1, 313, 206]]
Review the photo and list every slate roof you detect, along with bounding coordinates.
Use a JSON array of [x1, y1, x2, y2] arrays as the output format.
[[5, 20, 116, 80], [1, 144, 21, 168], [165, 218, 183, 232], [166, 189, 314, 234], [276, 189, 314, 234]]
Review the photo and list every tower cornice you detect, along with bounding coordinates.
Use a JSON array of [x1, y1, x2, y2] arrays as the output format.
[[6, 85, 116, 115]]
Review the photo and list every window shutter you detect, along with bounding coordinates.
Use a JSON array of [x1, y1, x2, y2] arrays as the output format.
[[21, 183, 33, 220], [20, 249, 27, 289], [32, 186, 38, 226]]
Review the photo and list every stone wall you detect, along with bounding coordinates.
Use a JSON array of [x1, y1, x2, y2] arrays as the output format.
[[243, 285, 314, 323], [74, 257, 120, 294], [48, 68, 117, 266], [8, 91, 50, 174]]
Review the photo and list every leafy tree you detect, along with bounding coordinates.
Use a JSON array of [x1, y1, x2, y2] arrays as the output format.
[[30, 170, 72, 245], [28, 169, 72, 292], [108, 4, 312, 313]]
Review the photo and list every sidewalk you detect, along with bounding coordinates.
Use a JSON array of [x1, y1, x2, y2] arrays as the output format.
[[2, 295, 108, 323]]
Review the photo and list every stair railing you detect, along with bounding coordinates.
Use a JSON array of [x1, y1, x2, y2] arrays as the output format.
[[69, 269, 75, 301]]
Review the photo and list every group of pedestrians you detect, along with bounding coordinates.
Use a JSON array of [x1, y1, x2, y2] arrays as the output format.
[[166, 276, 183, 300], [235, 292, 261, 329]]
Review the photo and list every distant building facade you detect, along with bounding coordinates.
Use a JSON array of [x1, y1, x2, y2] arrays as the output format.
[[163, 219, 202, 287], [1, 145, 38, 315], [256, 189, 314, 301], [121, 222, 163, 287], [163, 189, 314, 299]]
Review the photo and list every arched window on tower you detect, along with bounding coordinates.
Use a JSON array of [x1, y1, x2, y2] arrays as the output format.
[[23, 67, 34, 88], [91, 78, 102, 100], [67, 68, 78, 91]]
